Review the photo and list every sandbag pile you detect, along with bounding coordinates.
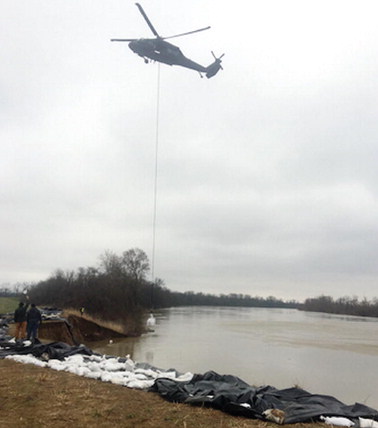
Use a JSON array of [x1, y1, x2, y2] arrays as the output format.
[[0, 340, 193, 390]]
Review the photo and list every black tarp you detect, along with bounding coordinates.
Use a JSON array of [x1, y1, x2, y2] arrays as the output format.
[[150, 370, 378, 424], [0, 340, 94, 360], [2, 340, 378, 424]]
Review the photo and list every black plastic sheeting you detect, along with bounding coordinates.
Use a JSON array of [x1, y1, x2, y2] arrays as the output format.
[[0, 340, 94, 360], [1, 340, 378, 424], [150, 371, 378, 424]]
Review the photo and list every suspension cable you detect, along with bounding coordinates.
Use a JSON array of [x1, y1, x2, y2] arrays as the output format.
[[151, 64, 161, 281]]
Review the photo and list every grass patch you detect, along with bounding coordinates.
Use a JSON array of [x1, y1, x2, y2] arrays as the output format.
[[0, 296, 19, 315]]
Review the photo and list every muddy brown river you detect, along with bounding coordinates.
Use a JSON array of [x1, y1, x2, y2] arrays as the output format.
[[93, 306, 378, 409]]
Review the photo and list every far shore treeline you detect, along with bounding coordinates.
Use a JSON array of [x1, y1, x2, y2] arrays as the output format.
[[1, 248, 378, 322], [302, 295, 378, 318]]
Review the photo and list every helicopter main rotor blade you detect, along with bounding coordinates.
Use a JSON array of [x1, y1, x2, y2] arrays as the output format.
[[135, 3, 160, 37], [163, 26, 211, 40], [111, 38, 138, 42]]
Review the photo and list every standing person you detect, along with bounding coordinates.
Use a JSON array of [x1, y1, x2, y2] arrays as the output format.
[[26, 304, 42, 343], [14, 302, 29, 341]]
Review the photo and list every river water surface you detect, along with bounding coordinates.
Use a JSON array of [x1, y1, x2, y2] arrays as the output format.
[[93, 306, 378, 409]]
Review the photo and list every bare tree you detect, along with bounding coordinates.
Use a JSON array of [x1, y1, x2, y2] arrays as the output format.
[[122, 248, 150, 281], [99, 250, 123, 277]]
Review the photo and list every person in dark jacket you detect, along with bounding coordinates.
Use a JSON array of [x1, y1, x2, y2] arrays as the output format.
[[26, 304, 42, 343], [14, 302, 29, 340]]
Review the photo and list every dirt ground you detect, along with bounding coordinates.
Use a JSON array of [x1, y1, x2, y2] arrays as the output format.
[[0, 359, 324, 428]]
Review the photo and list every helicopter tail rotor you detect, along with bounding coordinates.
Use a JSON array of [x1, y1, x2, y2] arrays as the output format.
[[206, 52, 225, 78]]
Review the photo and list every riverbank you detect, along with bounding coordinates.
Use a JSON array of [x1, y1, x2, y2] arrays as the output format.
[[0, 358, 323, 428], [6, 309, 133, 345], [40, 314, 128, 345]]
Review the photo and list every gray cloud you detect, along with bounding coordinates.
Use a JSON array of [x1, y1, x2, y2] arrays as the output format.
[[1, 1, 378, 300]]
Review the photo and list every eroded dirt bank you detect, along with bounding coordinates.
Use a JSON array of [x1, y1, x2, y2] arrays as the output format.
[[10, 315, 127, 345]]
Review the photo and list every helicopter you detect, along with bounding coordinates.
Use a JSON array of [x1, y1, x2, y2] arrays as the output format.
[[111, 3, 224, 78]]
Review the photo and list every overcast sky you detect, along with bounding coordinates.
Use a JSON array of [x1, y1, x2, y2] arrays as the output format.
[[2, 1, 378, 301]]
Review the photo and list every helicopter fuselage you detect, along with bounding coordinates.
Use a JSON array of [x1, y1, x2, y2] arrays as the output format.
[[128, 38, 207, 72], [111, 3, 223, 78]]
